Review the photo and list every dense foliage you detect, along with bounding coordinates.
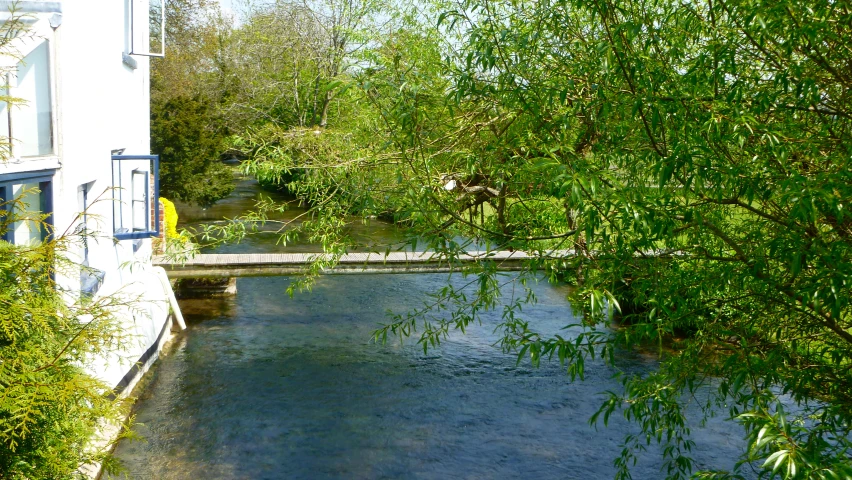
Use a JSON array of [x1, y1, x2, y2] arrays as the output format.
[[0, 198, 128, 479], [373, 0, 852, 476], [176, 0, 852, 477], [151, 95, 234, 205], [150, 0, 234, 205]]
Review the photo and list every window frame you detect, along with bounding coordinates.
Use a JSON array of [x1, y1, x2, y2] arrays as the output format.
[[111, 154, 160, 240], [0, 35, 58, 161], [0, 169, 55, 244], [77, 181, 94, 264], [129, 0, 166, 58], [131, 168, 149, 231], [78, 181, 105, 298]]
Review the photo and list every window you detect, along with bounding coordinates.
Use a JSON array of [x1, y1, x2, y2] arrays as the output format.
[[78, 181, 105, 297], [0, 40, 54, 158], [131, 169, 148, 231], [112, 154, 160, 240], [0, 171, 54, 246], [77, 182, 93, 264], [130, 0, 165, 57]]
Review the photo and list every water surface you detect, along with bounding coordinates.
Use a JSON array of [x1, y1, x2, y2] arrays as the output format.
[[111, 177, 753, 479]]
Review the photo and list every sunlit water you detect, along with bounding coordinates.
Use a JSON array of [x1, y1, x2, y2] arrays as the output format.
[[110, 176, 754, 479]]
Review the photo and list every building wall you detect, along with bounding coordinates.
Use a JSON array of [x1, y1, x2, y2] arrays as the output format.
[[0, 1, 174, 393]]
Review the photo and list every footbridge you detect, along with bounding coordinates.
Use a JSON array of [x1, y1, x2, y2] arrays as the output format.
[[153, 250, 567, 278]]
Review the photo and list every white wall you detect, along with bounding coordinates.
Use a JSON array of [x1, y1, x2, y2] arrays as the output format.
[[56, 0, 152, 274], [0, 1, 173, 392], [59, 1, 172, 390]]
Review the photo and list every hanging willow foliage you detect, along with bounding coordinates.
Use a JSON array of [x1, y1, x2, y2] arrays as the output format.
[[193, 0, 852, 476]]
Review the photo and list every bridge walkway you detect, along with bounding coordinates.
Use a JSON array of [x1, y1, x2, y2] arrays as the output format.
[[153, 250, 566, 278]]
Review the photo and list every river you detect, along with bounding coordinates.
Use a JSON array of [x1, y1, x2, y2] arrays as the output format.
[[110, 175, 754, 479]]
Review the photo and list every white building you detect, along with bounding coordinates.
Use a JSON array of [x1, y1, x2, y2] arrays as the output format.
[[0, 0, 180, 399]]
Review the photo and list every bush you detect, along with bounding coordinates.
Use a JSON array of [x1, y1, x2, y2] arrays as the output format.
[[160, 197, 180, 240], [151, 95, 234, 206], [0, 195, 127, 479]]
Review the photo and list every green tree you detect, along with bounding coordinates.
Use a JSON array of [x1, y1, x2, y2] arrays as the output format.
[[215, 0, 387, 130], [152, 95, 234, 206], [217, 2, 328, 128], [151, 0, 235, 205], [303, 0, 387, 127], [0, 204, 129, 478], [219, 0, 852, 477], [372, 0, 852, 477]]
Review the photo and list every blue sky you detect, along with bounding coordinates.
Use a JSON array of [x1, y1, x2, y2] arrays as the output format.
[[216, 0, 235, 16], [214, 0, 241, 25]]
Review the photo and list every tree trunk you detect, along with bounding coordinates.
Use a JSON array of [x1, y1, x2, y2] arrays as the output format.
[[311, 77, 320, 126], [318, 89, 332, 127]]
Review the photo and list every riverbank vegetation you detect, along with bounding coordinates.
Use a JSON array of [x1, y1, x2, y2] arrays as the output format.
[[159, 0, 852, 477], [0, 205, 131, 479], [150, 0, 235, 206]]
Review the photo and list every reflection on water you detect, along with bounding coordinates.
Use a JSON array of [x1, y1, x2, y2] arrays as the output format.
[[111, 177, 753, 479]]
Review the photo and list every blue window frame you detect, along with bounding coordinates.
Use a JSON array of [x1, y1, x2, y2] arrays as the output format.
[[78, 181, 104, 297], [112, 154, 159, 240], [0, 170, 54, 245]]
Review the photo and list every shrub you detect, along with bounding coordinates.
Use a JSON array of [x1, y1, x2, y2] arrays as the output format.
[[151, 95, 234, 206], [160, 197, 180, 240], [0, 195, 127, 479]]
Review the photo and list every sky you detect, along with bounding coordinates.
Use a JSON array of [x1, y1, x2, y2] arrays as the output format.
[[215, 0, 237, 21]]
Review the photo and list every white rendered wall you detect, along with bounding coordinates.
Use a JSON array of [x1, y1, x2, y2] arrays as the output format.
[[0, 2, 173, 391], [58, 1, 170, 390]]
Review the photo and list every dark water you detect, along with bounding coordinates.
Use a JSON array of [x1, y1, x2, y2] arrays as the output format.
[[111, 176, 752, 479]]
